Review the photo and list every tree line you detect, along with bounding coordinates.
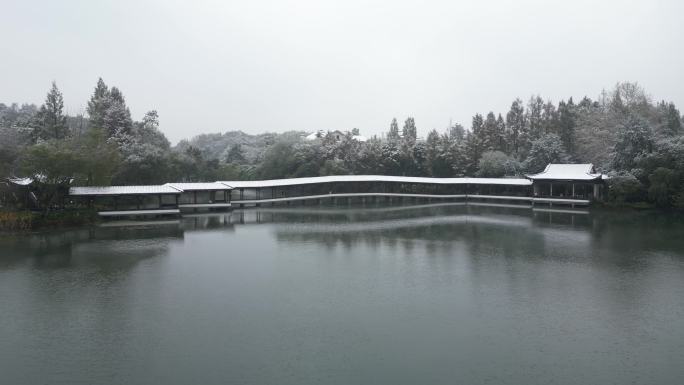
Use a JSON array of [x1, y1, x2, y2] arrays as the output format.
[[250, 83, 683, 207], [1, 80, 682, 208]]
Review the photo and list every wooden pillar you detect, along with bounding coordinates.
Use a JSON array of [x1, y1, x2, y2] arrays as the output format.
[[113, 196, 118, 211], [158, 194, 162, 208], [572, 183, 575, 198], [593, 183, 599, 200], [193, 191, 197, 204], [550, 182, 553, 197]]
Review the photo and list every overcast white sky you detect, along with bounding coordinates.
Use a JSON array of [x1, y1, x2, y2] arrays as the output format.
[[1, 0, 682, 143]]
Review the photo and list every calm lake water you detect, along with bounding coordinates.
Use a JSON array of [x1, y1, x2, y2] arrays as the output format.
[[1, 204, 684, 385]]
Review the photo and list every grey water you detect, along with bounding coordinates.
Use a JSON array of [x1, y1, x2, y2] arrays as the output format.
[[1, 204, 684, 385]]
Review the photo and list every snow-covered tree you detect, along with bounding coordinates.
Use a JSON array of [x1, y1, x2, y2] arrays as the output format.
[[610, 115, 653, 171], [86, 79, 133, 138], [225, 143, 246, 164], [524, 134, 570, 173], [477, 150, 515, 177]]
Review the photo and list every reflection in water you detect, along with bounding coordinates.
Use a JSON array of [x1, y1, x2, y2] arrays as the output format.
[[0, 224, 183, 271], [1, 204, 684, 385], [4, 203, 681, 269]]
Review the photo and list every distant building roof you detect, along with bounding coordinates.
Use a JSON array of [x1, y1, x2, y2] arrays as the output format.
[[304, 130, 367, 142], [164, 182, 232, 191], [526, 164, 604, 181], [7, 177, 35, 186], [221, 175, 532, 189], [70, 185, 182, 196], [304, 132, 321, 141], [6, 175, 72, 186]]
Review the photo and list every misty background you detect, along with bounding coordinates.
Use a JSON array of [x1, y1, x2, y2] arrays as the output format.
[[1, 0, 682, 143]]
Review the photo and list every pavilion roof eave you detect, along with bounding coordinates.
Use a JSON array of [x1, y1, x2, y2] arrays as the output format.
[[525, 163, 606, 181]]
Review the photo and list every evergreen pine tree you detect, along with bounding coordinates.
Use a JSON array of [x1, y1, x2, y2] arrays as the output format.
[[541, 100, 558, 135], [480, 112, 498, 151], [448, 123, 465, 142], [103, 86, 133, 138], [656, 101, 682, 137], [402, 117, 417, 144], [34, 81, 68, 141], [505, 98, 526, 158], [496, 114, 506, 152], [87, 78, 110, 130], [527, 96, 544, 140], [104, 101, 133, 138], [388, 118, 400, 141], [471, 114, 484, 136], [465, 114, 485, 174], [425, 129, 441, 176], [558, 98, 577, 156]]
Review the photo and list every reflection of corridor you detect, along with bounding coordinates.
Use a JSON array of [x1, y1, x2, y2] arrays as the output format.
[[193, 203, 589, 230]]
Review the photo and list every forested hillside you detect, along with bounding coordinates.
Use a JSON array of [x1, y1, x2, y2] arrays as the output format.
[[1, 80, 682, 207]]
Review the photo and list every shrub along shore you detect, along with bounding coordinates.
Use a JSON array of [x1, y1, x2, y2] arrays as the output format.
[[0, 210, 99, 232]]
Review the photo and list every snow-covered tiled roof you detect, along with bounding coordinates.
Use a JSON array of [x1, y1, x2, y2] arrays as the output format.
[[164, 182, 232, 191], [526, 164, 604, 181], [69, 185, 182, 196], [221, 175, 532, 188]]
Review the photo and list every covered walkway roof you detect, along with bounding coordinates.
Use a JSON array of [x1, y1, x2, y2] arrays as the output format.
[[70, 185, 182, 196], [71, 163, 607, 197], [71, 182, 233, 196], [220, 175, 532, 189], [164, 182, 232, 191]]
